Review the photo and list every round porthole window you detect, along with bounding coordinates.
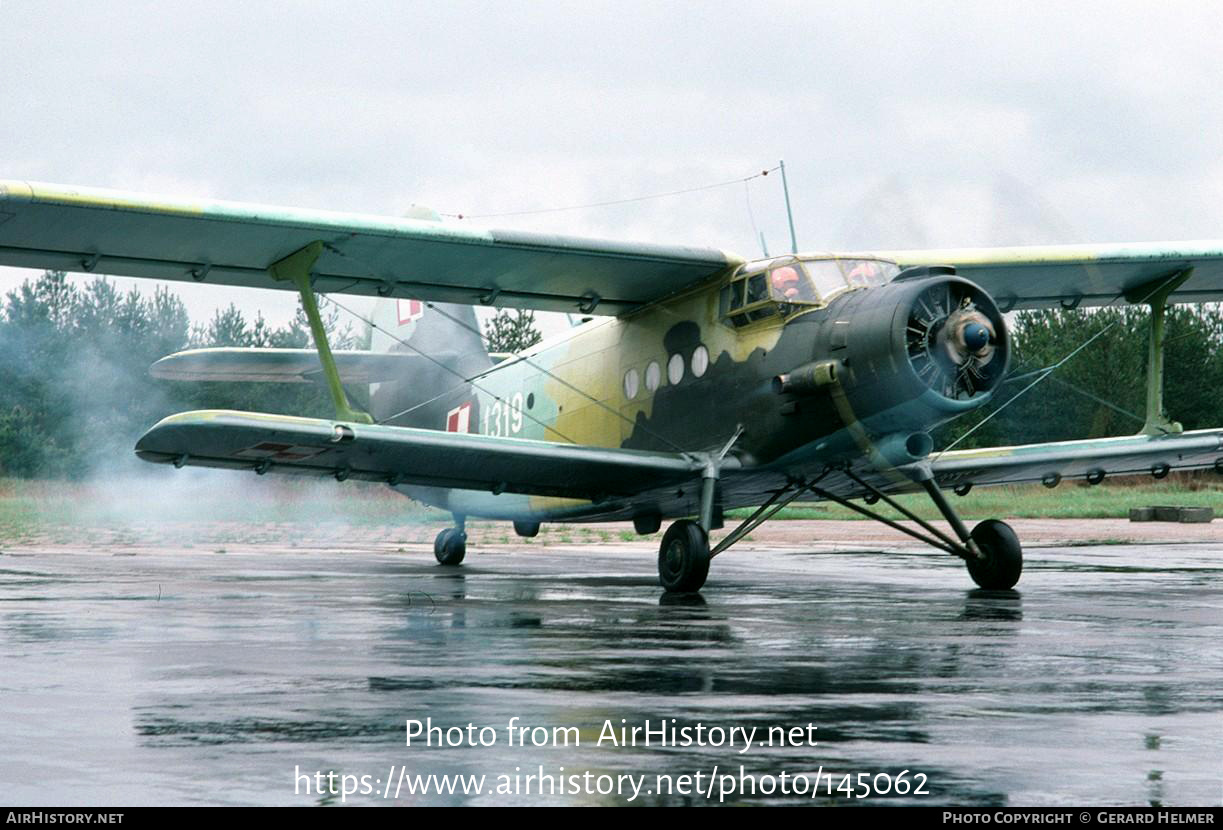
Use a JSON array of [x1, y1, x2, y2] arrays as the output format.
[[691, 344, 709, 378], [668, 353, 684, 385], [645, 361, 661, 392], [623, 368, 640, 400]]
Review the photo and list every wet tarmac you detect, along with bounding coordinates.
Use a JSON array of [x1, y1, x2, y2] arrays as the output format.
[[1, 536, 1220, 806]]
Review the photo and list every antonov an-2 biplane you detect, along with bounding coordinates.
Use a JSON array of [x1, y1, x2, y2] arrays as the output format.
[[1, 180, 1221, 592]]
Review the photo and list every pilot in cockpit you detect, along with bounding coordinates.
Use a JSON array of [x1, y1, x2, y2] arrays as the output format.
[[770, 265, 817, 303], [846, 260, 885, 288]]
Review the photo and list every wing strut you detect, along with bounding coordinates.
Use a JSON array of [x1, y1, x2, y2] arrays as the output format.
[[1126, 269, 1192, 435], [268, 242, 373, 424]]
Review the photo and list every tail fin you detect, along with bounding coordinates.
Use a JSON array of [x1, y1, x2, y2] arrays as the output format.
[[368, 298, 491, 429]]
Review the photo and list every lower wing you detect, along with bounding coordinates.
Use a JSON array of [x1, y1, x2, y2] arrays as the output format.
[[134, 410, 703, 501], [135, 410, 1222, 512], [927, 429, 1223, 490]]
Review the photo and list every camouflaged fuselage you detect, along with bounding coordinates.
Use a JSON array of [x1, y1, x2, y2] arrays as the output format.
[[368, 267, 1006, 523]]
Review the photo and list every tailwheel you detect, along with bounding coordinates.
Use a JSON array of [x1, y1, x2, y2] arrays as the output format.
[[434, 528, 467, 566], [658, 520, 710, 593], [965, 519, 1022, 590]]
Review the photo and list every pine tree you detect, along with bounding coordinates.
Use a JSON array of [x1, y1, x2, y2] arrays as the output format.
[[483, 309, 542, 353]]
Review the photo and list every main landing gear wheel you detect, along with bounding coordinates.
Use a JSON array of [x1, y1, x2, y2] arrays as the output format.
[[965, 519, 1022, 590], [658, 520, 710, 593], [434, 528, 467, 566]]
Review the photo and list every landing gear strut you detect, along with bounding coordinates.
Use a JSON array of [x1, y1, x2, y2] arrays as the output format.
[[699, 465, 1024, 591], [806, 468, 1023, 590], [656, 430, 742, 593]]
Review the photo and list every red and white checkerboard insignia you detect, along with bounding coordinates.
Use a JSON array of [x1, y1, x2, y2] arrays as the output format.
[[233, 441, 328, 461], [445, 402, 472, 433], [397, 298, 424, 326]]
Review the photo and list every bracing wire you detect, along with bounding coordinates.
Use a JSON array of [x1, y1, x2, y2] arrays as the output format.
[[934, 272, 1186, 457], [320, 245, 697, 456], [441, 166, 780, 220], [1000, 364, 1145, 424], [319, 293, 579, 445], [1044, 376, 1145, 424]]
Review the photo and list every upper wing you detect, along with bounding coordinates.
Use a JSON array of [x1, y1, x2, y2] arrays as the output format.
[[0, 180, 741, 315], [134, 409, 703, 500], [7, 179, 1221, 316], [873, 241, 1223, 309], [928, 429, 1223, 490], [150, 348, 429, 383]]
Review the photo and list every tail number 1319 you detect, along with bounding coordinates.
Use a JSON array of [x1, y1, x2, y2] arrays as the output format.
[[482, 392, 524, 437]]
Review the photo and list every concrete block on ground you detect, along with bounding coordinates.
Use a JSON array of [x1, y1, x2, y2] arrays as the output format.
[[1136, 506, 1215, 523]]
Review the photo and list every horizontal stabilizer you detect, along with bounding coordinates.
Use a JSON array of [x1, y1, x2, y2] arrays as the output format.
[[150, 348, 429, 383], [135, 410, 702, 500]]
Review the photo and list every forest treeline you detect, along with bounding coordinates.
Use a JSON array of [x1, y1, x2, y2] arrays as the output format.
[[0, 271, 361, 477], [932, 304, 1223, 450], [0, 270, 1220, 478]]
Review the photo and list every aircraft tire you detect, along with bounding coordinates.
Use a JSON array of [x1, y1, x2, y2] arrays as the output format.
[[434, 528, 467, 565], [657, 520, 710, 593], [965, 519, 1022, 590]]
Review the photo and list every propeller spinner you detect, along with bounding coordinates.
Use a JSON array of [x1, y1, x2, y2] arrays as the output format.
[[907, 281, 1005, 400]]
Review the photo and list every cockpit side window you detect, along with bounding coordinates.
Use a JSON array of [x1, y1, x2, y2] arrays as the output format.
[[746, 273, 769, 305], [720, 280, 749, 327], [720, 259, 820, 328], [769, 265, 817, 304], [746, 273, 776, 321]]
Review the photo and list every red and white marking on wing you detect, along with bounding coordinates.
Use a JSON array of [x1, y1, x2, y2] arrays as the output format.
[[233, 442, 329, 461]]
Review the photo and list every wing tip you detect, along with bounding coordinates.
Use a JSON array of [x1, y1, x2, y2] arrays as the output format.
[[0, 180, 33, 204]]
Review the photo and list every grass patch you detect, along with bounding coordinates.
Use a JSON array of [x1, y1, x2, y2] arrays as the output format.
[[727, 478, 1221, 522], [0, 472, 1217, 544]]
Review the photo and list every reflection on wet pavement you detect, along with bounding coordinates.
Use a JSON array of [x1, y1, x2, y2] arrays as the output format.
[[0, 541, 1219, 805]]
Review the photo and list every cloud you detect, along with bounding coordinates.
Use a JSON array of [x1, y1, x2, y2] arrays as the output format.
[[1, 0, 1221, 327]]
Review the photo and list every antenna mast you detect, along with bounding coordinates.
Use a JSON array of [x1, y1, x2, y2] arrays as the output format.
[[779, 159, 798, 254]]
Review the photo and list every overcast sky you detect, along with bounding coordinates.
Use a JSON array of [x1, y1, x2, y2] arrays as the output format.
[[3, 0, 1222, 329]]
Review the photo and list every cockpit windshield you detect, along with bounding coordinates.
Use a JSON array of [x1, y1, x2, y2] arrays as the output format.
[[802, 258, 899, 296], [719, 256, 900, 328]]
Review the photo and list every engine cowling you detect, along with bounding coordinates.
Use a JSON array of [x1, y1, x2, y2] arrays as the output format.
[[778, 272, 1009, 440]]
